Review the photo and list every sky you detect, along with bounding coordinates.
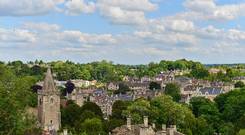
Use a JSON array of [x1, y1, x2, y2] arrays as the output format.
[[0, 0, 245, 64]]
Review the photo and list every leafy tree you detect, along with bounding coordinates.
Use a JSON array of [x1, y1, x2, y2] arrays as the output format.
[[219, 123, 236, 135], [0, 65, 40, 134], [30, 65, 43, 76], [149, 82, 161, 90], [80, 118, 105, 135], [111, 100, 130, 120], [61, 103, 82, 129], [150, 95, 196, 132], [123, 98, 152, 124], [216, 71, 230, 82], [164, 83, 181, 102], [190, 97, 220, 132], [65, 81, 75, 94], [104, 119, 124, 133], [31, 85, 42, 93], [114, 83, 130, 94], [190, 67, 209, 79], [81, 102, 103, 118], [75, 111, 100, 133], [235, 81, 245, 88]]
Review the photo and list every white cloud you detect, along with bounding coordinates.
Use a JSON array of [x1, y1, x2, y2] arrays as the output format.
[[0, 0, 63, 16], [98, 6, 147, 25], [96, 0, 157, 25], [184, 0, 216, 14], [22, 22, 60, 32], [213, 4, 245, 20], [0, 22, 117, 48], [165, 19, 195, 32], [64, 0, 96, 15], [183, 0, 245, 21], [97, 0, 157, 12], [0, 28, 36, 43], [59, 31, 117, 45]]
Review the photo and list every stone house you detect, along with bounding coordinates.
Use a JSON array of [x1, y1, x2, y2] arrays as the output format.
[[141, 76, 152, 83], [123, 76, 141, 83], [154, 71, 175, 82], [208, 68, 226, 74], [193, 87, 224, 101], [66, 89, 86, 107], [126, 82, 149, 91], [233, 76, 245, 84], [71, 79, 97, 88], [112, 116, 185, 135], [107, 82, 120, 90]]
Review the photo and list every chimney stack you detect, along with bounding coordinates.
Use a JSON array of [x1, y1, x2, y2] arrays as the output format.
[[152, 123, 156, 129], [63, 129, 68, 135], [143, 116, 148, 127], [162, 124, 166, 130], [127, 116, 131, 130], [168, 125, 176, 135], [171, 125, 176, 130]]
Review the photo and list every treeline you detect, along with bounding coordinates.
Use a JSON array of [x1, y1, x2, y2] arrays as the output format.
[[2, 59, 244, 83], [2, 59, 205, 82]]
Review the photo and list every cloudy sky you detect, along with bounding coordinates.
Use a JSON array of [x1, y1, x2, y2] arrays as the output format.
[[0, 0, 245, 64]]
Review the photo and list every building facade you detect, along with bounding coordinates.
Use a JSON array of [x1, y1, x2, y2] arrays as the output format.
[[38, 68, 61, 132]]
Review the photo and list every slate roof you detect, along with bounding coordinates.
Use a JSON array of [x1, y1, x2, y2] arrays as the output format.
[[199, 87, 223, 95], [233, 76, 245, 80], [42, 68, 57, 92], [175, 76, 191, 83]]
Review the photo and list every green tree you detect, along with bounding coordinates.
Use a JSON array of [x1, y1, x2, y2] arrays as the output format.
[[190, 97, 220, 132], [81, 102, 103, 118], [61, 103, 82, 129], [150, 95, 195, 130], [80, 118, 105, 135], [190, 67, 209, 79], [149, 82, 161, 90], [0, 65, 40, 134], [111, 100, 130, 120], [114, 83, 131, 94], [235, 81, 245, 88], [123, 98, 152, 124], [164, 83, 181, 102]]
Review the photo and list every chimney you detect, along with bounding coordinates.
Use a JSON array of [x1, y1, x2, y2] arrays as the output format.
[[171, 125, 176, 130], [127, 116, 131, 130], [144, 116, 148, 127], [162, 124, 166, 130], [152, 123, 156, 129], [167, 125, 176, 135], [63, 129, 68, 135]]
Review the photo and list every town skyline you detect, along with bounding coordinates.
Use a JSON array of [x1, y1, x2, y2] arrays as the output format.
[[1, 0, 245, 64]]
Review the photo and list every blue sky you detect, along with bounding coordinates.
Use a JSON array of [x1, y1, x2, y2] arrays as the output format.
[[0, 0, 245, 64]]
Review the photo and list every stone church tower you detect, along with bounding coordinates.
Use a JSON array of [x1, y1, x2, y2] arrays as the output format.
[[38, 68, 61, 132]]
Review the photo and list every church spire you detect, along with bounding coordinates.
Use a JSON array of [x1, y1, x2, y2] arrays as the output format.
[[42, 67, 56, 92]]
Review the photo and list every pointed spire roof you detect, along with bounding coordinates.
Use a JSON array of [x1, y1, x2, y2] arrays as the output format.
[[42, 67, 56, 92]]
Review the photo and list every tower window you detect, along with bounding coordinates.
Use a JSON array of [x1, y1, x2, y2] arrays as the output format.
[[39, 98, 42, 105], [50, 98, 54, 104], [50, 120, 53, 124]]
